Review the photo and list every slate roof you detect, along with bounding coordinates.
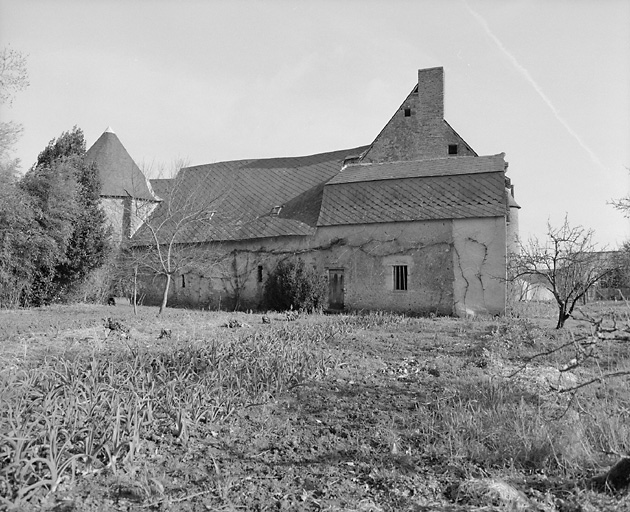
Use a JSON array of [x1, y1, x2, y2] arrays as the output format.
[[329, 153, 506, 185], [149, 178, 171, 200], [85, 129, 158, 201], [132, 146, 368, 245], [317, 154, 507, 226]]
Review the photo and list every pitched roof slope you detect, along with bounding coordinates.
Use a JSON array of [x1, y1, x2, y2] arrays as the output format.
[[330, 153, 506, 184], [318, 154, 507, 226], [85, 129, 157, 201], [149, 178, 171, 200], [132, 146, 368, 244]]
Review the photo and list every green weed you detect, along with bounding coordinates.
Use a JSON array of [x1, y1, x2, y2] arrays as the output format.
[[0, 322, 340, 506]]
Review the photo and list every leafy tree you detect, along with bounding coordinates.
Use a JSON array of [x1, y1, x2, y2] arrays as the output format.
[[18, 127, 110, 304], [0, 46, 33, 306], [19, 158, 79, 304], [510, 218, 613, 328], [0, 181, 39, 306], [54, 140, 110, 290], [263, 258, 327, 312], [0, 121, 23, 182]]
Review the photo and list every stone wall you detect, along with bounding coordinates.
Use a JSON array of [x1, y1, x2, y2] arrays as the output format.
[[363, 67, 473, 163], [101, 196, 159, 245], [101, 198, 126, 244]]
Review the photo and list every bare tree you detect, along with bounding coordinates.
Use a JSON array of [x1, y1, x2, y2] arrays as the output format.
[[510, 217, 613, 328], [0, 47, 29, 105], [610, 166, 630, 216], [0, 47, 28, 180], [124, 160, 233, 315]]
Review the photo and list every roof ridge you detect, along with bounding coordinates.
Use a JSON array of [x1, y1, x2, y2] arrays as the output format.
[[346, 152, 505, 168], [184, 146, 370, 170]]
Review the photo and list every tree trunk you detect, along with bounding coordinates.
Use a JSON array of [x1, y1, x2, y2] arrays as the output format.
[[132, 265, 138, 316], [158, 273, 171, 315], [556, 303, 569, 329]]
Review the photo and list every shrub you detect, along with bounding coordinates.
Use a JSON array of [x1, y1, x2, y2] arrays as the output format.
[[263, 258, 327, 312]]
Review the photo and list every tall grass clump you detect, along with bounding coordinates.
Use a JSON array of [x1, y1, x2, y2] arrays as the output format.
[[409, 376, 606, 475], [0, 323, 340, 507], [338, 311, 412, 330]]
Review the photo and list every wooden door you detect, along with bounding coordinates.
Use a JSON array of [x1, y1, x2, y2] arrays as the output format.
[[328, 269, 345, 310]]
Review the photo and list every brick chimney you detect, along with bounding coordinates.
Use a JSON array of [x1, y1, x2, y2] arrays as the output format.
[[416, 67, 445, 158]]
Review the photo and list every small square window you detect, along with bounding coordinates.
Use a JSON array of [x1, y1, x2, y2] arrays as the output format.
[[393, 265, 408, 291], [404, 108, 411, 117], [448, 144, 458, 155]]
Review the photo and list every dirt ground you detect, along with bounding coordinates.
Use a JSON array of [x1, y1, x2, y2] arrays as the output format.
[[1, 304, 629, 511]]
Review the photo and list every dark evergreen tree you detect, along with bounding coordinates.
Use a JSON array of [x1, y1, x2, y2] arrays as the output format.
[[19, 158, 79, 304], [57, 159, 110, 288], [18, 126, 110, 304]]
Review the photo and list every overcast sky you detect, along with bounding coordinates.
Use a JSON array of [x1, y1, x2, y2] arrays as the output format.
[[1, 0, 628, 247]]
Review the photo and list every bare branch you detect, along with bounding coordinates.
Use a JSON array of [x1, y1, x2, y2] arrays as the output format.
[[509, 216, 612, 328], [119, 159, 239, 314], [0, 47, 29, 105]]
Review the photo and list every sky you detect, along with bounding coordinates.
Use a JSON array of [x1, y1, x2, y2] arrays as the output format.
[[1, 0, 629, 247]]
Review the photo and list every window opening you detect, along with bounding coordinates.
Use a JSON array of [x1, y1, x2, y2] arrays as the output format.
[[448, 144, 458, 155], [271, 205, 283, 216], [257, 265, 263, 283], [181, 274, 186, 288], [404, 108, 411, 117], [393, 265, 408, 291]]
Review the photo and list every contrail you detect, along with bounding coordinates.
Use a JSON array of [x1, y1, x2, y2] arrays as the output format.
[[463, 0, 607, 172]]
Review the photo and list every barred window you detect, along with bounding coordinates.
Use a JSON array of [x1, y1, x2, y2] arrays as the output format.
[[393, 265, 408, 291]]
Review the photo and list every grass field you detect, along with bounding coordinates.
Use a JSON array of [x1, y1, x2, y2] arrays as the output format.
[[1, 301, 629, 511]]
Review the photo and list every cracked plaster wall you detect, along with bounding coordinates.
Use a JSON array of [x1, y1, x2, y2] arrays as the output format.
[[452, 217, 506, 316], [144, 220, 455, 314], [141, 217, 506, 316], [311, 221, 454, 314], [142, 236, 313, 310]]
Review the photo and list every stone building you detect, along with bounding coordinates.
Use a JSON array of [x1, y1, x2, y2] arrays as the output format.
[[91, 67, 520, 316], [84, 127, 160, 244]]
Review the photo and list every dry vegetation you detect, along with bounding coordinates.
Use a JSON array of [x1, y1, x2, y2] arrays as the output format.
[[1, 301, 629, 511]]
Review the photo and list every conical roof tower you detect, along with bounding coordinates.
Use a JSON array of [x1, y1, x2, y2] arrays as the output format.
[[85, 127, 158, 201]]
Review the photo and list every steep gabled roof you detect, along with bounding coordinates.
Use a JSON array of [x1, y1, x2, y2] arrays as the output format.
[[85, 128, 157, 201], [318, 154, 507, 226], [132, 146, 368, 245]]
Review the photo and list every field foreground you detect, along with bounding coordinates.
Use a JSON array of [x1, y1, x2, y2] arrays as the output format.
[[1, 302, 629, 511]]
